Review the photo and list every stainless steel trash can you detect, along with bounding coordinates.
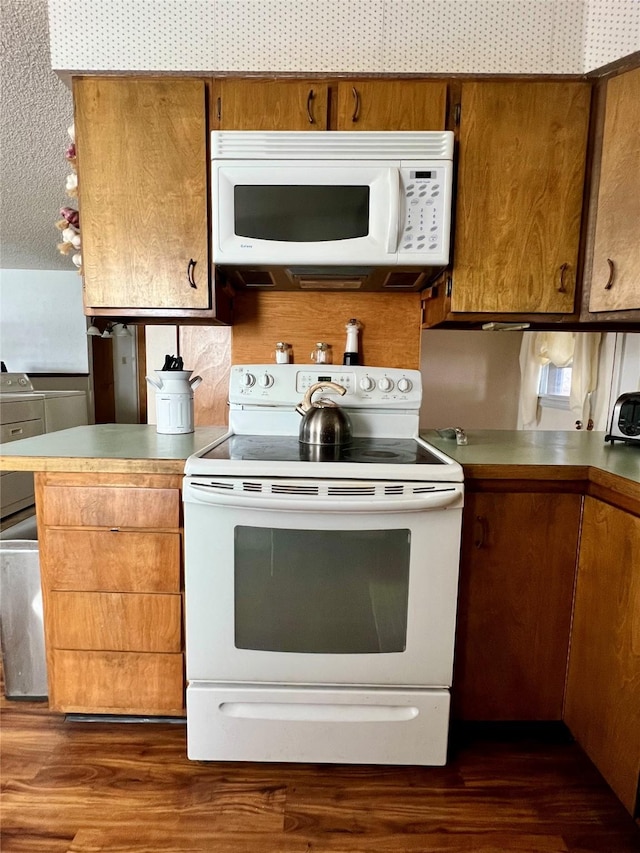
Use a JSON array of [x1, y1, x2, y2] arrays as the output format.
[[0, 540, 48, 699]]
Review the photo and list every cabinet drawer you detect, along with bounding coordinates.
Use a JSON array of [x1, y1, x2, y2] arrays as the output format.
[[44, 529, 181, 592], [42, 485, 180, 528], [49, 649, 184, 715], [49, 592, 182, 652]]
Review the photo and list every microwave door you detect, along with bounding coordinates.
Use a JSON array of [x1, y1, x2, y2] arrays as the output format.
[[213, 163, 400, 266]]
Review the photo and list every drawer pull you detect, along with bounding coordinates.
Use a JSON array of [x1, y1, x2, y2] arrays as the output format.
[[604, 258, 615, 290], [474, 515, 488, 549], [306, 89, 315, 125], [9, 427, 23, 436], [557, 262, 569, 294], [351, 86, 361, 123], [187, 258, 197, 289], [110, 527, 120, 532]]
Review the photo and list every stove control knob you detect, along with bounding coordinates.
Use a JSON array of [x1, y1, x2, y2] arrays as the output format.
[[240, 372, 256, 388], [359, 376, 375, 392], [378, 377, 394, 392], [397, 377, 412, 393], [258, 372, 274, 388]]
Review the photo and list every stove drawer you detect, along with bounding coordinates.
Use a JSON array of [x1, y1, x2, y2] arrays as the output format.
[[187, 683, 450, 765], [0, 416, 44, 443]]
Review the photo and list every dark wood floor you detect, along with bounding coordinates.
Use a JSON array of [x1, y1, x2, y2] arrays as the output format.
[[1, 695, 639, 853]]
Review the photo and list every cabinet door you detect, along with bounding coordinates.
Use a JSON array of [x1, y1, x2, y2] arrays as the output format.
[[214, 80, 329, 130], [588, 68, 640, 312], [75, 77, 210, 311], [452, 81, 590, 314], [565, 497, 640, 815], [336, 81, 447, 130], [453, 491, 581, 720]]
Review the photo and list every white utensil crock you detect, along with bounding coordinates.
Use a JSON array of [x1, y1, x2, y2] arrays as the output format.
[[145, 370, 202, 434]]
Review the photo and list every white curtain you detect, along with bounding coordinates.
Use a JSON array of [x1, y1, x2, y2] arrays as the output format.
[[518, 332, 602, 429]]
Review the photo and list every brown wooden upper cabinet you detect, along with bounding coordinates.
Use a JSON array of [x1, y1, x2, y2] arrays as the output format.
[[213, 79, 329, 130], [213, 79, 447, 132], [74, 77, 230, 321], [451, 81, 591, 314], [588, 67, 640, 313], [335, 81, 447, 130]]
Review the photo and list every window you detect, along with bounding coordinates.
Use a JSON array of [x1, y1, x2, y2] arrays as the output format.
[[538, 363, 572, 409]]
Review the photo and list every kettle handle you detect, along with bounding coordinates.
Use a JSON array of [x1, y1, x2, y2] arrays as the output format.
[[189, 375, 203, 390], [299, 381, 347, 413], [145, 374, 163, 391]]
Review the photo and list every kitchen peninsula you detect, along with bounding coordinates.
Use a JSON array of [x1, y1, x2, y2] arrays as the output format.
[[0, 425, 638, 814]]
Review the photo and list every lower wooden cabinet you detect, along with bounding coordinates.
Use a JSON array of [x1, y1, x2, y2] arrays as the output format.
[[564, 496, 640, 815], [36, 472, 185, 716], [453, 490, 582, 721]]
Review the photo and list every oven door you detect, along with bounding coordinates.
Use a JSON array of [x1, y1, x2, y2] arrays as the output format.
[[213, 162, 401, 266], [183, 477, 463, 688]]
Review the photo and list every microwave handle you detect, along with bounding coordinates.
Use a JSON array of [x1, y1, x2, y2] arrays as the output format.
[[386, 168, 401, 254]]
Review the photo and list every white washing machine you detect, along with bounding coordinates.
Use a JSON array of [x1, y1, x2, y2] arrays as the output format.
[[0, 373, 88, 523]]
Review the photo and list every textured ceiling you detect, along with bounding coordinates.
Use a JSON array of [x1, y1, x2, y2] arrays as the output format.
[[0, 0, 73, 270]]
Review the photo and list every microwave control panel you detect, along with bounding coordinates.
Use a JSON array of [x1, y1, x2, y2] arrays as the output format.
[[398, 165, 451, 257]]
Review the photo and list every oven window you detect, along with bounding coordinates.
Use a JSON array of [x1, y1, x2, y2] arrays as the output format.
[[234, 185, 370, 242], [234, 526, 410, 654]]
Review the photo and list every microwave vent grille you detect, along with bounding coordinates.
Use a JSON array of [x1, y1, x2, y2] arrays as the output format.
[[212, 131, 454, 161]]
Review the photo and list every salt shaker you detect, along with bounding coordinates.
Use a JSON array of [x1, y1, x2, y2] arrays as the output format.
[[274, 342, 291, 364], [310, 342, 332, 364]]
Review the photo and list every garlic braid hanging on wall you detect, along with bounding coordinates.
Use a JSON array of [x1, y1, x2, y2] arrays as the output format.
[[55, 123, 82, 273]]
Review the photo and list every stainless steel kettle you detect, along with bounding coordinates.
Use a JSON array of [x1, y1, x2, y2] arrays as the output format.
[[296, 381, 352, 446]]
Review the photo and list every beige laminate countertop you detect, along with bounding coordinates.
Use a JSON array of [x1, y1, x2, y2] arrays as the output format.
[[1, 425, 639, 494], [422, 429, 640, 508], [0, 424, 228, 475], [422, 429, 640, 485]]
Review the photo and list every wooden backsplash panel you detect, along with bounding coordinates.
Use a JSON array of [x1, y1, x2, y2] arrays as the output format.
[[178, 325, 231, 427], [178, 292, 422, 427], [231, 291, 422, 369]]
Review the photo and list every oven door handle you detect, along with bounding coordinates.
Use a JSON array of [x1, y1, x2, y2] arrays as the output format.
[[185, 482, 462, 513]]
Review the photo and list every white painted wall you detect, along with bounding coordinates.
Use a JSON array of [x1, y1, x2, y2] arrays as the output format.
[[144, 325, 179, 425], [0, 269, 88, 373], [112, 331, 139, 423], [419, 330, 523, 429]]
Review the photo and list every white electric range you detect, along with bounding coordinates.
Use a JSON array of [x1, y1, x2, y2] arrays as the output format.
[[183, 365, 463, 766]]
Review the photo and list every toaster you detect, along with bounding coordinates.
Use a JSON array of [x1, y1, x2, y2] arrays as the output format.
[[605, 392, 640, 444]]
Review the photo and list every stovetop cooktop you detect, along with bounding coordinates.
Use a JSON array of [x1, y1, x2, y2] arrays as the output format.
[[199, 435, 445, 465]]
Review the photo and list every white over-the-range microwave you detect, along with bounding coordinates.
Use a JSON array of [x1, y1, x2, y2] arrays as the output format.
[[211, 130, 454, 267]]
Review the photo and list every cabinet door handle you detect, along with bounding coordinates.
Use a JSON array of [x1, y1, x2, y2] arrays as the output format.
[[473, 515, 488, 549], [216, 96, 221, 122], [306, 89, 315, 124], [604, 258, 615, 290], [187, 258, 197, 289], [557, 262, 569, 293], [351, 86, 361, 123]]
